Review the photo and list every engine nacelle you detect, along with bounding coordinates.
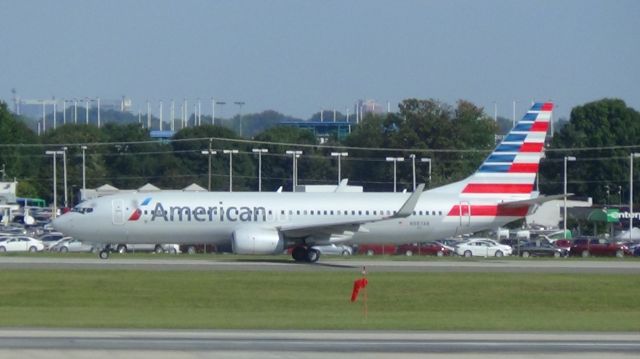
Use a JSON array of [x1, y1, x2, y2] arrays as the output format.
[[231, 227, 284, 255]]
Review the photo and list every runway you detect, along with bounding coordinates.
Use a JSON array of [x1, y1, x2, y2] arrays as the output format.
[[0, 329, 638, 358], [1, 255, 640, 273]]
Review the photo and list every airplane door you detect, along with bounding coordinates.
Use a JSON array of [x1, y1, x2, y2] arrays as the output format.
[[457, 201, 471, 234], [112, 199, 125, 225]]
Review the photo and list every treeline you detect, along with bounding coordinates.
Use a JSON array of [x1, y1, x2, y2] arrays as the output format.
[[1, 99, 639, 206]]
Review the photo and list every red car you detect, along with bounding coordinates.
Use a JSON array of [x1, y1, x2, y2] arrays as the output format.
[[396, 242, 452, 257], [569, 237, 631, 258], [357, 244, 397, 256]]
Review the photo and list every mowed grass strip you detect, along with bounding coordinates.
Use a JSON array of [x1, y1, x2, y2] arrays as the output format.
[[0, 270, 638, 331]]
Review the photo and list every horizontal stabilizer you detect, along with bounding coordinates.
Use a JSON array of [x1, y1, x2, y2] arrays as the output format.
[[498, 193, 571, 208]]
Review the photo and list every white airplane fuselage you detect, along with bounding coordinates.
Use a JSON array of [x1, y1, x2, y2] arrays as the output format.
[[53, 185, 521, 247]]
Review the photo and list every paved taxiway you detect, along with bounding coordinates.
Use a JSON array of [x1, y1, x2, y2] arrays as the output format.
[[0, 329, 638, 358], [1, 256, 640, 273]]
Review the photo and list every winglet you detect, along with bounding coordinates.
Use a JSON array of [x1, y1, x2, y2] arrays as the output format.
[[391, 183, 425, 218]]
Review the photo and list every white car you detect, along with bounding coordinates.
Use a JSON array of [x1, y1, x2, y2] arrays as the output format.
[[0, 236, 45, 252], [455, 238, 512, 257]]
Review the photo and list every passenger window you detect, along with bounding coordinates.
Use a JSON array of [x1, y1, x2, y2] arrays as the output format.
[[330, 210, 334, 215], [310, 210, 314, 215], [303, 210, 308, 215], [365, 210, 369, 215], [352, 210, 355, 215], [358, 210, 362, 215], [281, 210, 285, 215], [296, 210, 300, 215]]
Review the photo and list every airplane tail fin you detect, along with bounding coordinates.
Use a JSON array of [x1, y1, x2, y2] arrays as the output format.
[[458, 102, 553, 201]]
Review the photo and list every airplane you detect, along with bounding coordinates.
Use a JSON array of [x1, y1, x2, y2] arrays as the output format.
[[53, 102, 556, 262]]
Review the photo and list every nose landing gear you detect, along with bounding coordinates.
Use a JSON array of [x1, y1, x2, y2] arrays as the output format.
[[98, 244, 112, 260]]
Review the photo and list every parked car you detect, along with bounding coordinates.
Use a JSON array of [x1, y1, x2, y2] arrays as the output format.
[[38, 232, 67, 249], [311, 244, 353, 256], [50, 238, 96, 253], [552, 239, 572, 253], [356, 244, 397, 256], [396, 242, 452, 256], [114, 243, 180, 254], [455, 238, 513, 257], [0, 236, 45, 252], [180, 244, 218, 254], [569, 237, 631, 258], [513, 241, 567, 258]]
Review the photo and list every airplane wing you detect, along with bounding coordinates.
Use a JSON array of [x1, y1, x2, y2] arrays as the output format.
[[278, 184, 425, 239]]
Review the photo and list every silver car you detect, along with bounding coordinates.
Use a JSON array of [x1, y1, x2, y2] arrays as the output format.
[[114, 243, 179, 254], [51, 238, 96, 253], [311, 244, 353, 256]]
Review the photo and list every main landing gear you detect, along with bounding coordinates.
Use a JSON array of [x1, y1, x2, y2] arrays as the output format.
[[291, 246, 321, 263]]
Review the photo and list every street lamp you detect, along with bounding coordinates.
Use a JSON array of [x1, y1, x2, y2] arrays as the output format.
[[201, 142, 217, 191], [252, 148, 268, 192], [630, 153, 640, 240], [386, 157, 405, 192], [330, 152, 348, 185], [563, 156, 577, 238], [45, 150, 64, 218], [286, 150, 303, 192], [223, 149, 239, 192], [421, 158, 432, 188], [62, 147, 68, 208], [81, 145, 87, 190]]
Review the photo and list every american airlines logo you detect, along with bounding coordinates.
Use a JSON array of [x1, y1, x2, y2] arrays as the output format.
[[149, 202, 267, 222], [128, 197, 152, 221]]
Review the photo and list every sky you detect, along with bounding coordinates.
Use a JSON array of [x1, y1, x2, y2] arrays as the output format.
[[1, 0, 638, 121]]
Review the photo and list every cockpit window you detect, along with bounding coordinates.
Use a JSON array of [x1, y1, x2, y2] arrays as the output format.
[[72, 206, 94, 214]]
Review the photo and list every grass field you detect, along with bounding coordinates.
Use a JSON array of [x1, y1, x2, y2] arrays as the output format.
[[0, 269, 639, 331]]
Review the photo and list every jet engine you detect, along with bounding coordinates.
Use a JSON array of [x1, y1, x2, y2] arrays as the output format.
[[231, 227, 284, 255]]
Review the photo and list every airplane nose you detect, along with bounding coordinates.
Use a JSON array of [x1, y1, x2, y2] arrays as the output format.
[[52, 215, 73, 234]]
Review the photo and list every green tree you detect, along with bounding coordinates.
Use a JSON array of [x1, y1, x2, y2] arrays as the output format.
[[540, 99, 640, 204]]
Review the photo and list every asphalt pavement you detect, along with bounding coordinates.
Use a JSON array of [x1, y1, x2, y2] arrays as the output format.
[[1, 255, 640, 273]]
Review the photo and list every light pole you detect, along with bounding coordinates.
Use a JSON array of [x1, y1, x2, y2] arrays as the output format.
[[386, 157, 405, 192], [201, 143, 217, 191], [223, 150, 239, 192], [85, 98, 90, 125], [234, 101, 245, 137], [62, 147, 68, 208], [330, 152, 348, 184], [421, 158, 432, 188], [45, 150, 64, 218], [564, 156, 576, 238], [630, 153, 640, 240], [252, 148, 268, 192], [409, 154, 416, 191], [286, 150, 303, 191], [97, 97, 101, 128], [81, 145, 87, 190]]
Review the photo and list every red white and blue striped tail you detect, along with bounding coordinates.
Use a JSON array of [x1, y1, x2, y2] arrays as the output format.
[[460, 102, 553, 200]]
